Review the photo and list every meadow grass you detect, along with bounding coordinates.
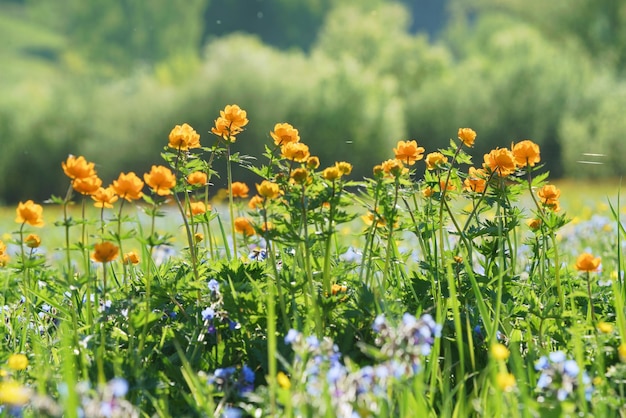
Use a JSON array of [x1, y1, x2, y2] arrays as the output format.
[[1, 111, 626, 417]]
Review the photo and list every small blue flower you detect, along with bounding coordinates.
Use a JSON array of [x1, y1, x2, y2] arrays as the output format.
[[201, 307, 215, 321], [372, 314, 386, 332], [208, 279, 220, 292], [563, 360, 579, 377], [242, 365, 255, 384], [108, 378, 129, 398], [306, 335, 320, 349], [285, 329, 300, 345], [549, 351, 566, 364]]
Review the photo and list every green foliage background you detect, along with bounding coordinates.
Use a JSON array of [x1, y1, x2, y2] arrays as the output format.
[[1, 0, 625, 203]]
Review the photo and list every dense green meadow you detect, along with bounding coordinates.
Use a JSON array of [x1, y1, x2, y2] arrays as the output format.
[[1, 107, 626, 417]]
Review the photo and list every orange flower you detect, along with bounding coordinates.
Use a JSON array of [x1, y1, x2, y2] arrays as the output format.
[[422, 186, 434, 198], [92, 241, 119, 263], [425, 152, 448, 170], [361, 211, 386, 227], [458, 128, 477, 148], [15, 200, 44, 227], [439, 179, 456, 192], [211, 117, 232, 141], [211, 104, 249, 141], [123, 251, 140, 265], [230, 182, 250, 198], [248, 195, 264, 209], [187, 201, 209, 217], [322, 166, 341, 181], [62, 155, 96, 180], [381, 159, 407, 177], [168, 123, 201, 150], [144, 165, 176, 196], [256, 181, 281, 199], [0, 240, 9, 266], [393, 140, 425, 165], [187, 171, 207, 186], [290, 168, 310, 184], [527, 218, 542, 230], [575, 252, 601, 272], [463, 167, 487, 193], [91, 186, 119, 208], [270, 123, 300, 146], [373, 164, 384, 177], [72, 175, 102, 195], [234, 217, 255, 237], [512, 140, 540, 168], [335, 162, 353, 176], [306, 156, 320, 169], [483, 148, 516, 176], [24, 234, 41, 249], [281, 142, 310, 162], [112, 172, 144, 201], [537, 184, 560, 211]]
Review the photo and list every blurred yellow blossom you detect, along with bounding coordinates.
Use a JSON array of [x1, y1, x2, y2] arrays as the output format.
[[15, 200, 44, 227]]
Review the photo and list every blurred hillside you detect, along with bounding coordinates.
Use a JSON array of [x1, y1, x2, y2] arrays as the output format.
[[1, 0, 625, 203]]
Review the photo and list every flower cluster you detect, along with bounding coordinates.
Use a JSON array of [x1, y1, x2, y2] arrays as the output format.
[[206, 364, 255, 396], [200, 279, 240, 338], [535, 351, 592, 402]]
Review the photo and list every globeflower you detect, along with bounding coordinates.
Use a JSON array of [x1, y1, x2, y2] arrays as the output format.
[[24, 233, 41, 249], [270, 122, 300, 146], [425, 152, 448, 170], [575, 252, 601, 272], [144, 165, 176, 196], [188, 201, 209, 217], [458, 128, 477, 147], [281, 142, 310, 162], [92, 241, 119, 263], [537, 184, 560, 211], [381, 159, 407, 177], [322, 166, 341, 181], [211, 104, 249, 141], [230, 182, 250, 198], [7, 353, 28, 371], [123, 251, 140, 265], [512, 139, 540, 167], [306, 156, 320, 169], [483, 148, 516, 177], [256, 181, 281, 199], [15, 200, 44, 227], [187, 171, 207, 186], [72, 175, 102, 195], [112, 172, 144, 201], [335, 161, 353, 176], [0, 380, 30, 406], [62, 155, 96, 180], [463, 167, 487, 193], [0, 240, 9, 266], [234, 217, 255, 237], [248, 195, 264, 209], [393, 140, 425, 165], [169, 123, 201, 150], [290, 168, 310, 184], [92, 186, 119, 208]]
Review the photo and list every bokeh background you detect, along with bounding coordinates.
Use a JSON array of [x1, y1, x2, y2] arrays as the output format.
[[1, 0, 625, 204]]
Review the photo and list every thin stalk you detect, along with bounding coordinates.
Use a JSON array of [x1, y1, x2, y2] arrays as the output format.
[[226, 144, 237, 259]]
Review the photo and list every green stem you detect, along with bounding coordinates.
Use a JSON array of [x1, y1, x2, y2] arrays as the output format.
[[226, 144, 237, 259]]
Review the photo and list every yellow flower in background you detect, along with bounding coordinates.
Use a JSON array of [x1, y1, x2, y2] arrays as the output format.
[[24, 234, 41, 249], [0, 380, 30, 406], [187, 171, 208, 186], [496, 373, 516, 392], [458, 128, 477, 147], [575, 252, 601, 272], [91, 241, 119, 263], [290, 168, 310, 184], [490, 343, 510, 361], [7, 353, 28, 371], [422, 186, 434, 198], [372, 164, 384, 177], [62, 155, 96, 180], [335, 161, 353, 176], [512, 139, 540, 168], [248, 195, 264, 209], [439, 179, 456, 192], [194, 233, 204, 243], [188, 201, 209, 217], [15, 200, 44, 227], [322, 166, 341, 181], [281, 142, 310, 162], [169, 123, 201, 150], [425, 152, 448, 170], [598, 322, 614, 334], [381, 159, 406, 177], [123, 251, 140, 265], [619, 343, 626, 362], [0, 240, 9, 266], [483, 148, 516, 176], [256, 181, 281, 199], [91, 186, 119, 208], [537, 184, 560, 211], [361, 211, 386, 227], [276, 371, 291, 389], [234, 217, 255, 237], [527, 218, 542, 230], [144, 165, 176, 196], [306, 156, 320, 169], [271, 122, 300, 146], [72, 175, 102, 195], [230, 182, 250, 198], [393, 140, 425, 165], [463, 167, 487, 193], [112, 172, 144, 201]]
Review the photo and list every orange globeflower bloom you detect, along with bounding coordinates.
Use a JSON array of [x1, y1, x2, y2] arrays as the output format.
[[425, 152, 448, 170], [187, 171, 207, 186], [463, 167, 487, 193], [187, 201, 209, 217], [291, 168, 310, 184], [91, 186, 119, 208], [234, 217, 255, 237], [537, 184, 560, 211], [211, 116, 232, 140], [271, 123, 300, 146], [393, 140, 425, 165], [381, 159, 407, 177], [0, 240, 9, 266], [322, 166, 341, 181], [92, 241, 119, 263], [512, 140, 540, 168], [144, 165, 176, 196], [373, 164, 384, 177], [439, 179, 456, 192], [281, 142, 310, 162], [458, 128, 477, 147], [230, 182, 250, 198], [15, 200, 44, 227], [527, 218, 542, 230], [112, 172, 144, 201], [335, 162, 353, 176], [123, 251, 140, 265], [422, 186, 434, 198], [256, 181, 281, 199], [483, 148, 516, 177], [306, 156, 320, 169], [24, 234, 41, 249], [221, 104, 249, 133], [248, 195, 264, 209], [72, 175, 102, 195], [575, 252, 601, 272], [168, 123, 201, 151], [62, 155, 96, 180]]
